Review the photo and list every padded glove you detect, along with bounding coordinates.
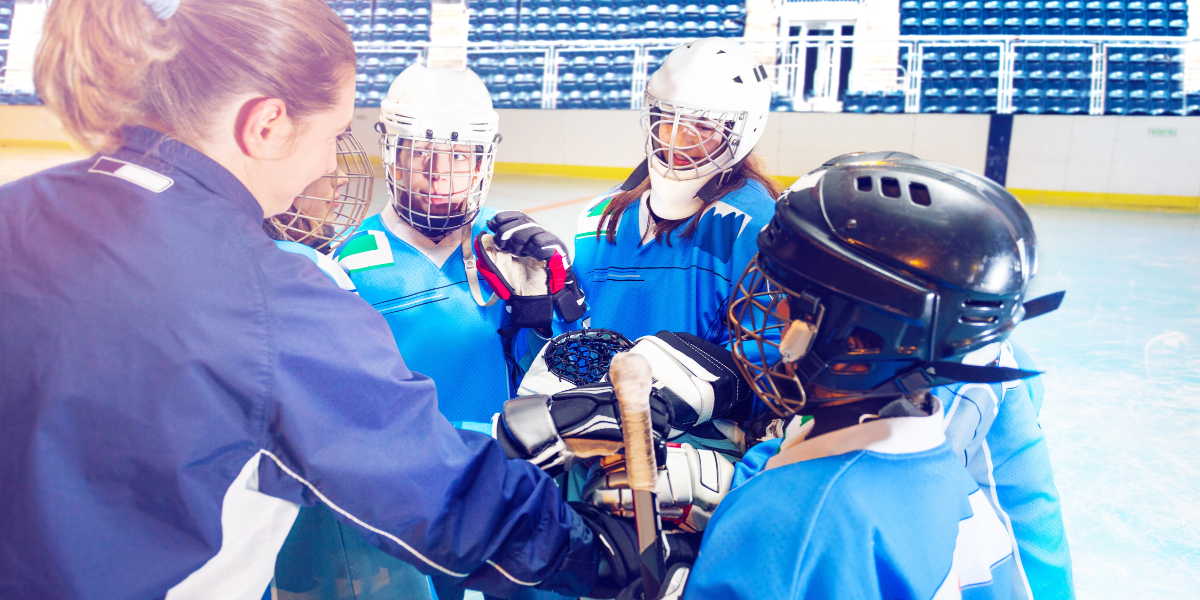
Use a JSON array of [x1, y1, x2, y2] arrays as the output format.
[[493, 383, 673, 477], [571, 503, 700, 600], [486, 211, 587, 323], [583, 442, 734, 533], [628, 331, 755, 433]]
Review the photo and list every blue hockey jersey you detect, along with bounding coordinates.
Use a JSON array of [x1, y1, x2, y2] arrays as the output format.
[[687, 400, 1014, 600], [0, 126, 598, 600], [572, 180, 776, 346], [335, 208, 543, 426], [938, 343, 1074, 600]]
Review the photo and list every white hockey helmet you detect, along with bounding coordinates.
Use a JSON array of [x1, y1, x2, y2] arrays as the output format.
[[265, 129, 374, 254], [643, 38, 772, 181], [378, 64, 501, 239]]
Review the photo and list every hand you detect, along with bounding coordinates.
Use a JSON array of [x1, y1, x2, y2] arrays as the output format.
[[627, 331, 755, 433], [571, 502, 700, 600], [488, 211, 570, 263], [484, 212, 587, 324], [583, 443, 734, 533], [493, 383, 673, 477]]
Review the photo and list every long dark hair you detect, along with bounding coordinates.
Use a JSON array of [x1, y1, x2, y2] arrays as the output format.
[[597, 152, 782, 245]]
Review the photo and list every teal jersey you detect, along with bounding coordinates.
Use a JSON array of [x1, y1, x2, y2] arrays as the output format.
[[572, 180, 776, 346], [335, 208, 515, 425]]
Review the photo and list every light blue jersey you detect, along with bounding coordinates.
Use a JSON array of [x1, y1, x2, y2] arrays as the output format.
[[335, 207, 538, 426], [938, 342, 1074, 600], [572, 180, 776, 346], [688, 401, 1014, 600]]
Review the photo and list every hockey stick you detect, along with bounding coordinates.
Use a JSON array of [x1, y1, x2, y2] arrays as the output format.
[[608, 352, 665, 599]]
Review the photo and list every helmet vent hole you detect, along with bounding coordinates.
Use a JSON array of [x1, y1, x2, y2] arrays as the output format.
[[847, 328, 883, 354], [910, 183, 932, 206], [960, 315, 999, 324], [856, 176, 872, 192], [881, 177, 901, 198], [964, 299, 1004, 309]]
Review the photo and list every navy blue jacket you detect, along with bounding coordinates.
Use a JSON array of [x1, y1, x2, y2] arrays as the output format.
[[0, 127, 597, 600]]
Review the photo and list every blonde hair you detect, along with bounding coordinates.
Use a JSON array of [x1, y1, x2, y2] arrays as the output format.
[[35, 0, 356, 153]]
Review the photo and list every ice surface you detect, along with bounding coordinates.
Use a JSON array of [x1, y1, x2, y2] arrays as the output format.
[[1012, 207, 1200, 599]]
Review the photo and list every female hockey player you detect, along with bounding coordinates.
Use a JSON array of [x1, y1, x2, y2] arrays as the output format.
[[0, 0, 649, 598], [569, 38, 782, 347], [334, 64, 583, 434], [679, 155, 1056, 598]]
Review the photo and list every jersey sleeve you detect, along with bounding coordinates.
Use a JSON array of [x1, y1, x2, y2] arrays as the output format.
[[985, 347, 1076, 600], [252, 252, 599, 598]]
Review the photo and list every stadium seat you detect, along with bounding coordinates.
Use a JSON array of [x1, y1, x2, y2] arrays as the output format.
[[943, 87, 963, 113], [943, 17, 962, 33], [843, 92, 865, 113]]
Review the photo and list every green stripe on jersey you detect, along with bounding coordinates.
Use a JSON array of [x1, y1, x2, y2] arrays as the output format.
[[337, 230, 394, 272]]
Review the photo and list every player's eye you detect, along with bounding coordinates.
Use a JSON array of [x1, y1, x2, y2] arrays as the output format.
[[453, 153, 470, 162]]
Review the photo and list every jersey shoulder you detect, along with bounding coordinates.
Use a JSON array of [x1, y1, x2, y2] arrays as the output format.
[[575, 186, 622, 239]]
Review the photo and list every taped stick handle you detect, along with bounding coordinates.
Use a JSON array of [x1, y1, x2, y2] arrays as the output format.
[[608, 352, 657, 492]]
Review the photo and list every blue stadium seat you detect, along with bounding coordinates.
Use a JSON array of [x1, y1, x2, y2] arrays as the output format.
[[964, 87, 984, 112], [1024, 16, 1044, 31], [983, 16, 1002, 32], [922, 16, 941, 33], [942, 17, 962, 32], [843, 92, 865, 113], [984, 0, 1002, 18], [1126, 0, 1146, 17], [922, 87, 943, 112], [943, 87, 963, 113], [963, 0, 983, 15], [1004, 16, 1023, 32], [902, 16, 922, 33], [1127, 17, 1147, 33], [662, 20, 680, 36]]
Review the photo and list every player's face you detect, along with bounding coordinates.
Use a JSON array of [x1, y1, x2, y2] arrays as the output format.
[[293, 168, 350, 222], [655, 116, 726, 168], [393, 141, 481, 215]]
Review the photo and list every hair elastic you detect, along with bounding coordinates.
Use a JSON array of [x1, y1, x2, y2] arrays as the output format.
[[142, 0, 180, 20]]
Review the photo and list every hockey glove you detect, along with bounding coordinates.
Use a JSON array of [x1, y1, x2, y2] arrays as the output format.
[[628, 331, 755, 434], [493, 383, 673, 477], [571, 502, 700, 600], [583, 443, 735, 533], [487, 211, 587, 323]]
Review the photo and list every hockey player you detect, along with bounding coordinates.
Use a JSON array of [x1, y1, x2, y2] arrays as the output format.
[[0, 0, 648, 598], [663, 154, 1064, 599], [262, 128, 372, 292], [334, 64, 584, 432], [571, 38, 782, 347]]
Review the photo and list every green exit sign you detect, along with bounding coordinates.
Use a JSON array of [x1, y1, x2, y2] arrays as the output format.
[[1148, 127, 1177, 137]]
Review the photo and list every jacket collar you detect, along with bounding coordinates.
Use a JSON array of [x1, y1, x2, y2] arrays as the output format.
[[764, 396, 946, 472], [117, 126, 264, 221]]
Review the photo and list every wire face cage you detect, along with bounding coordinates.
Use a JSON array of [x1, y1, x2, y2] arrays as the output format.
[[641, 94, 747, 180], [381, 132, 498, 239], [728, 257, 808, 417], [543, 329, 635, 386], [266, 130, 375, 254]]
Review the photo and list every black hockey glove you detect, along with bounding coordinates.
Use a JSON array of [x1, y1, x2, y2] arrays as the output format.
[[494, 382, 673, 477], [487, 211, 587, 323], [571, 502, 700, 600]]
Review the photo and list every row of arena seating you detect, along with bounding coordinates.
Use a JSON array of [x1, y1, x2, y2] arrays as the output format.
[[1, 0, 13, 40], [0, 89, 41, 105], [327, 0, 432, 42], [900, 0, 1188, 36], [354, 53, 421, 106], [468, 0, 744, 42]]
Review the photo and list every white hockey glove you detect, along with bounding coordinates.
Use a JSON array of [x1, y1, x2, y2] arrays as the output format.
[[493, 382, 673, 477], [583, 443, 734, 533], [474, 211, 586, 331], [626, 331, 755, 437]]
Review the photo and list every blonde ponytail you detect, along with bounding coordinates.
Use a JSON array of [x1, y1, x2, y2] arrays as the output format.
[[35, 0, 355, 154]]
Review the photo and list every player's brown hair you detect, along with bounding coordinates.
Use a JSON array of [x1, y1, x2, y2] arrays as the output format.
[[35, 0, 356, 153], [596, 152, 783, 245]]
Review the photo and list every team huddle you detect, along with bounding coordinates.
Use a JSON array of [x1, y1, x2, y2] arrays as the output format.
[[265, 37, 1074, 600], [0, 0, 1074, 595]]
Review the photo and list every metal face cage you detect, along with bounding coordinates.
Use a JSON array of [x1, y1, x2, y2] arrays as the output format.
[[640, 94, 747, 181], [266, 130, 375, 254], [381, 131, 498, 239], [728, 257, 811, 417]]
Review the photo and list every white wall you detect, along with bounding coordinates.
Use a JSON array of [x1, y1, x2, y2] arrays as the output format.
[[1007, 115, 1200, 197], [478, 109, 991, 178]]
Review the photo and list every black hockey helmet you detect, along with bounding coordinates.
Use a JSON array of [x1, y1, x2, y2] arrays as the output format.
[[728, 152, 1062, 416]]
